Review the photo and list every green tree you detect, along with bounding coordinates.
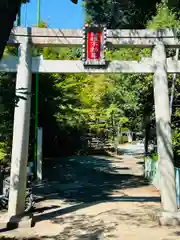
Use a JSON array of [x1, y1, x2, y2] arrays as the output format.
[[84, 0, 161, 28]]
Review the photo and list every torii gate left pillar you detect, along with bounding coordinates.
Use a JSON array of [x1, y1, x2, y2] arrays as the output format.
[[1, 37, 34, 228]]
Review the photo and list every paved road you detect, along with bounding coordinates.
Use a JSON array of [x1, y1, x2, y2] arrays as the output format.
[[33, 143, 146, 201], [118, 143, 144, 155]]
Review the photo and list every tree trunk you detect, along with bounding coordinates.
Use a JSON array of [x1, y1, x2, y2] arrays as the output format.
[[0, 0, 21, 60]]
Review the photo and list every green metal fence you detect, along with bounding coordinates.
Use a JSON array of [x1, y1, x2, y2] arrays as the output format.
[[145, 156, 180, 207]]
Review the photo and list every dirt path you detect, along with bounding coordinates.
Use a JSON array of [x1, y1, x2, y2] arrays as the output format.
[[0, 146, 180, 239]]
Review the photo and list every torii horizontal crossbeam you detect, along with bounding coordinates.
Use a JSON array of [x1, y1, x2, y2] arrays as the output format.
[[8, 27, 180, 47], [1, 56, 180, 73]]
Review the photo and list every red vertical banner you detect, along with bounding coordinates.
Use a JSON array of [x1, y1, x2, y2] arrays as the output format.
[[87, 32, 102, 60], [82, 25, 106, 66]]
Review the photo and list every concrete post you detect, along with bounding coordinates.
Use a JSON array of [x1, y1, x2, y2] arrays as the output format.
[[37, 127, 43, 182], [8, 39, 32, 216], [152, 41, 178, 224], [128, 131, 132, 143]]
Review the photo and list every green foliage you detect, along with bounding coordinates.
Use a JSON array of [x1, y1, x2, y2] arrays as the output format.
[[0, 72, 15, 165], [144, 153, 158, 161], [152, 153, 158, 161], [84, 0, 161, 28], [0, 141, 8, 163], [148, 1, 180, 29], [118, 135, 128, 144]]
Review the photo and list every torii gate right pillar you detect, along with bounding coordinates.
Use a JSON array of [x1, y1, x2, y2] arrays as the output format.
[[153, 41, 180, 225]]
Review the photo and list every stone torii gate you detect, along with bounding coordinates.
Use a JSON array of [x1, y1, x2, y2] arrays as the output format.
[[1, 27, 180, 227]]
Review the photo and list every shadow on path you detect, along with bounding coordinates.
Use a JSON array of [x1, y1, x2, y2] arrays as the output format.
[[34, 195, 160, 223], [33, 153, 149, 204]]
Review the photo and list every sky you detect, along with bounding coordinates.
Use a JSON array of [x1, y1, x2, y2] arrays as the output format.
[[20, 0, 84, 28]]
